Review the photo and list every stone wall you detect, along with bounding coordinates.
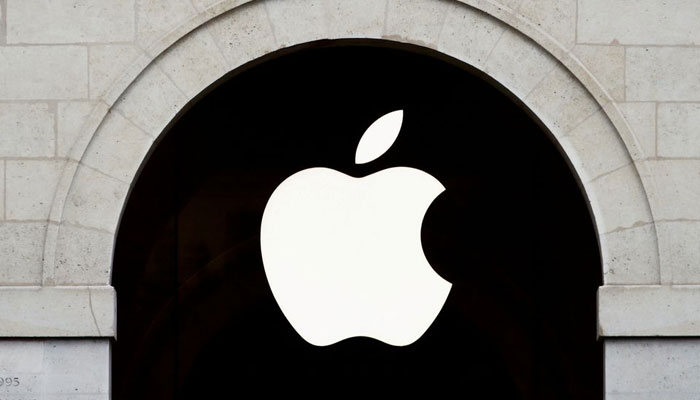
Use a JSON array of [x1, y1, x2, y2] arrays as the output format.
[[0, 0, 699, 398]]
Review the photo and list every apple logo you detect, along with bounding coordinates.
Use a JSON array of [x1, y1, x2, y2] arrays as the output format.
[[260, 110, 452, 346]]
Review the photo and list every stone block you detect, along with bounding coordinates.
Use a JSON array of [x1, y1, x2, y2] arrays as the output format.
[[0, 46, 88, 100], [438, 3, 505, 69], [519, 0, 576, 49], [155, 26, 228, 98], [113, 65, 187, 138], [0, 339, 43, 372], [0, 103, 55, 157], [43, 340, 110, 393], [385, 0, 452, 47], [0, 287, 115, 336], [62, 104, 109, 166], [657, 221, 700, 284], [643, 159, 700, 221], [483, 29, 557, 99], [6, 0, 135, 44], [136, 0, 196, 48], [617, 102, 656, 159], [54, 225, 113, 285], [61, 167, 129, 233], [658, 103, 700, 158], [0, 222, 45, 284], [6, 160, 64, 220], [324, 0, 384, 39], [572, 44, 625, 101], [579, 0, 700, 45], [601, 223, 659, 285], [627, 47, 700, 101], [82, 111, 154, 182], [0, 339, 110, 397], [599, 286, 700, 336], [266, 0, 326, 47], [559, 109, 630, 182], [606, 339, 700, 398], [89, 44, 145, 101], [586, 165, 653, 233], [526, 66, 601, 136], [57, 101, 96, 158], [207, 1, 276, 70]]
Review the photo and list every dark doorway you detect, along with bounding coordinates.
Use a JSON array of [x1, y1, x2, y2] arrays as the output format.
[[112, 40, 603, 399]]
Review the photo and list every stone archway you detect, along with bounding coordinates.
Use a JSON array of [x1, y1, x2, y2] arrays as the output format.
[[46, 0, 657, 292], [111, 38, 605, 398], [20, 0, 665, 389]]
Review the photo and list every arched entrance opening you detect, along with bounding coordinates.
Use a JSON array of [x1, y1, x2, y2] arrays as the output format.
[[113, 40, 602, 399]]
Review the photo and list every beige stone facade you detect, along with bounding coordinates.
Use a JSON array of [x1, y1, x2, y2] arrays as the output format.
[[0, 0, 699, 398]]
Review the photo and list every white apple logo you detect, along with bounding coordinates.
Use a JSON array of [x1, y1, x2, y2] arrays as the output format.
[[260, 110, 452, 346]]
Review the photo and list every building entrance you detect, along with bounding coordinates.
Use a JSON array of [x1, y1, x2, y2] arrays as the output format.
[[112, 40, 602, 399]]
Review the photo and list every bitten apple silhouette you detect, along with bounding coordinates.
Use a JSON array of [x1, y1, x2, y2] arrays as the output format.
[[260, 110, 451, 346]]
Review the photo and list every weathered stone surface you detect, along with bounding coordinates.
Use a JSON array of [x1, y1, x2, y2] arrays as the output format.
[[0, 0, 5, 44], [526, 66, 601, 136], [136, 0, 196, 48], [438, 3, 505, 69], [572, 44, 625, 101], [657, 221, 700, 284], [559, 109, 630, 183], [627, 47, 700, 101], [266, 0, 326, 47], [113, 65, 187, 138], [82, 111, 154, 182], [6, 160, 64, 220], [89, 44, 146, 101], [61, 167, 129, 233], [617, 102, 656, 159], [606, 339, 700, 398], [0, 46, 88, 100], [385, 0, 452, 47], [0, 287, 115, 336], [191, 0, 228, 11], [519, 0, 576, 49], [483, 29, 557, 99], [0, 222, 45, 284], [643, 159, 700, 221], [579, 0, 700, 45], [586, 165, 653, 233], [57, 101, 96, 158], [495, 0, 522, 10], [61, 102, 109, 163], [599, 286, 700, 336], [54, 225, 113, 285], [657, 103, 700, 158], [155, 26, 228, 98], [324, 0, 384, 39], [602, 224, 659, 285], [0, 103, 55, 157], [207, 1, 276, 69], [0, 339, 110, 397], [6, 0, 135, 44]]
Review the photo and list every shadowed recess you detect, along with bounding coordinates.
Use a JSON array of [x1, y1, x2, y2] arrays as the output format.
[[113, 39, 602, 399]]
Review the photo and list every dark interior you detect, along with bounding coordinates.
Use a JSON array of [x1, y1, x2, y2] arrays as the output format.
[[112, 39, 603, 399]]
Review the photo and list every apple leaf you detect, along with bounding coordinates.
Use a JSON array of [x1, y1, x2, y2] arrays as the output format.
[[355, 110, 403, 164]]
